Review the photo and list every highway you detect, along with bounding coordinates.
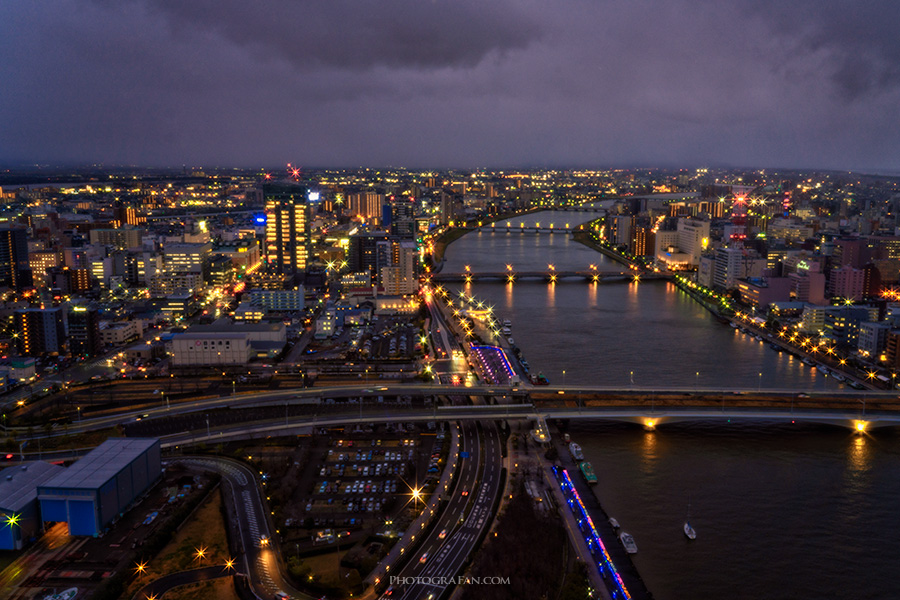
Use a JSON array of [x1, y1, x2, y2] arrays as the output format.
[[389, 421, 502, 600], [171, 456, 311, 600]]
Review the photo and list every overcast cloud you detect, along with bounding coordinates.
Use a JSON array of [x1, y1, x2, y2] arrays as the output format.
[[1, 0, 899, 171]]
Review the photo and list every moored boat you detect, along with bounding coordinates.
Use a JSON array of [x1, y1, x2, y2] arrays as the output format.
[[684, 521, 697, 540], [579, 461, 598, 484], [569, 442, 584, 461], [619, 531, 638, 554]]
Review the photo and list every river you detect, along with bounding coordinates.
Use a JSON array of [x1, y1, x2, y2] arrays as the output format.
[[442, 211, 900, 599]]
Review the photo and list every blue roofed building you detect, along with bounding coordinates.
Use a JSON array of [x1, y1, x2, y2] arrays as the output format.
[[0, 461, 65, 549], [37, 438, 161, 537]]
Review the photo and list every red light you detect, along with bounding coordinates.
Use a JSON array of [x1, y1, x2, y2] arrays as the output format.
[[5, 454, 12, 460]]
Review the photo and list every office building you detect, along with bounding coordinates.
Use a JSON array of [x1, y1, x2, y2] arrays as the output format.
[[264, 182, 310, 276], [16, 308, 66, 356], [68, 306, 102, 357], [0, 228, 32, 290]]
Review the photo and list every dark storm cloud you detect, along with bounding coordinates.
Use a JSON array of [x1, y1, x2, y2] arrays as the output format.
[[739, 0, 900, 101], [112, 0, 544, 71], [1, 0, 899, 170]]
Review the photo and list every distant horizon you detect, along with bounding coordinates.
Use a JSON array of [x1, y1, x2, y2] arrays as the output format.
[[3, 161, 900, 179], [4, 2, 900, 176]]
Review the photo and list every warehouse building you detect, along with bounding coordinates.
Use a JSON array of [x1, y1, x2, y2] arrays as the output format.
[[38, 438, 161, 537], [0, 462, 65, 550]]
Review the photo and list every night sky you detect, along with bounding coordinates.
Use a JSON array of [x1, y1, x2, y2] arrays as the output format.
[[2, 1, 899, 171]]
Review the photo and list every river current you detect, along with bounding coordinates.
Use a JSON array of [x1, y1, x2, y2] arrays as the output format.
[[442, 211, 900, 600]]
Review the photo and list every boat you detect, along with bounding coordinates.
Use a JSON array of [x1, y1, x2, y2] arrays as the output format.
[[44, 589, 78, 600], [729, 322, 739, 328], [833, 373, 846, 382], [609, 517, 620, 529], [801, 358, 814, 366], [530, 372, 549, 385], [507, 337, 515, 346], [563, 433, 571, 443], [579, 461, 598, 484], [501, 327, 512, 335], [818, 366, 831, 376], [619, 531, 638, 554], [684, 502, 696, 539], [569, 442, 584, 461], [502, 319, 512, 328]]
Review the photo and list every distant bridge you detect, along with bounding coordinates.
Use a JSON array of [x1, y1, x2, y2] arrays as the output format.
[[431, 270, 645, 283]]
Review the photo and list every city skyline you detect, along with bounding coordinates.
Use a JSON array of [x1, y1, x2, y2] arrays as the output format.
[[3, 1, 900, 172]]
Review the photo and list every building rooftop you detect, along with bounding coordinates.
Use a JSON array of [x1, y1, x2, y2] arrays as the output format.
[[0, 461, 65, 513], [39, 438, 158, 491]]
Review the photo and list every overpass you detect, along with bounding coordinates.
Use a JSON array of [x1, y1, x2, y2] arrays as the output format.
[[155, 403, 893, 449], [17, 382, 896, 441]]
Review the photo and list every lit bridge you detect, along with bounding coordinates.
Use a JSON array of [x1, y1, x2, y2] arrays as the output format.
[[431, 270, 639, 283], [158, 403, 892, 448], [19, 383, 896, 449]]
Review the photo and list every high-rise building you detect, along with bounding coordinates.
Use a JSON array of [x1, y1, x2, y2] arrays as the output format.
[[390, 198, 417, 239], [828, 265, 865, 301], [68, 306, 102, 357], [347, 192, 385, 223], [0, 228, 33, 290], [16, 308, 66, 356], [347, 232, 390, 279], [264, 182, 309, 276]]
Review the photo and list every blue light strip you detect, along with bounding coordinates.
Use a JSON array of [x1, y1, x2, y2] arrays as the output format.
[[553, 466, 632, 600]]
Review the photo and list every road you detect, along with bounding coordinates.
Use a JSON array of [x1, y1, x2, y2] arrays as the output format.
[[389, 420, 502, 600], [171, 456, 312, 600]]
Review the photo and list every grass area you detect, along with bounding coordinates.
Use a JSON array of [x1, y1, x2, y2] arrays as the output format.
[[302, 548, 348, 584], [124, 489, 231, 599], [164, 576, 241, 600], [0, 550, 21, 575], [460, 486, 588, 600]]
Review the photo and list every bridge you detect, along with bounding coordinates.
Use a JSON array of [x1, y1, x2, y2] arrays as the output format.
[[20, 383, 897, 447], [431, 270, 639, 283], [144, 403, 894, 449]]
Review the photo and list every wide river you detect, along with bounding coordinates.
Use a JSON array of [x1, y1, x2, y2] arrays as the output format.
[[443, 211, 900, 600]]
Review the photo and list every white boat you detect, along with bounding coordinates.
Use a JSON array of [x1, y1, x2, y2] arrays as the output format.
[[819, 366, 831, 376], [802, 358, 814, 366], [684, 501, 696, 539], [569, 442, 584, 461], [502, 319, 512, 328], [609, 517, 620, 529], [833, 373, 846, 382], [501, 327, 512, 335], [619, 531, 638, 554], [507, 337, 515, 346]]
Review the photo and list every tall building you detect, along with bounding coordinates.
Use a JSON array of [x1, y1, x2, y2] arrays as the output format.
[[347, 232, 390, 279], [347, 192, 385, 222], [0, 228, 33, 290], [68, 306, 102, 357], [828, 265, 865, 301], [264, 182, 309, 276], [390, 198, 417, 239], [16, 308, 67, 356]]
